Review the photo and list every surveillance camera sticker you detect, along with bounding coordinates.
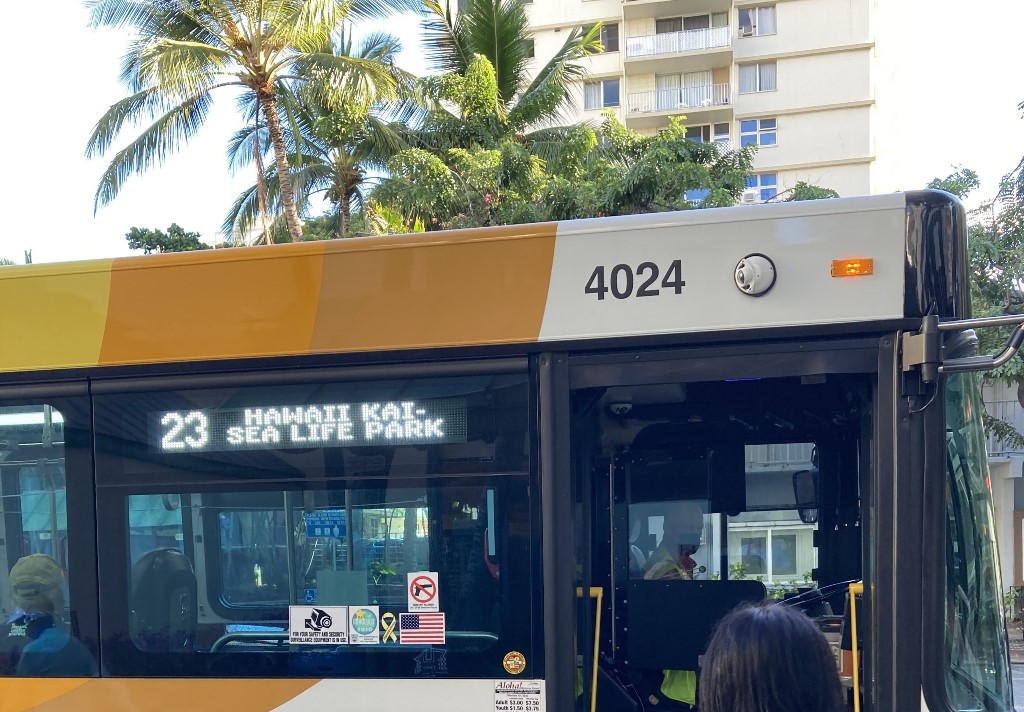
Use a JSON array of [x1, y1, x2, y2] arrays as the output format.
[[289, 605, 348, 645]]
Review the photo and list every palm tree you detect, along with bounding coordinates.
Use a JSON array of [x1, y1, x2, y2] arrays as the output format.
[[224, 31, 409, 240], [411, 0, 602, 153], [86, 0, 405, 242]]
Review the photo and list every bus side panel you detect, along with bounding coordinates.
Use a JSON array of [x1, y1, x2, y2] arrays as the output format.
[[0, 678, 541, 711]]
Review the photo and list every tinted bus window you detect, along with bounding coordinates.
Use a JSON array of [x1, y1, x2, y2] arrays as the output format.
[[93, 373, 536, 678], [942, 372, 1012, 710], [0, 405, 97, 677]]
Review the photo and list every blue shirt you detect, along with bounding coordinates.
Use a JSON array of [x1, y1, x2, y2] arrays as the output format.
[[15, 619, 97, 677]]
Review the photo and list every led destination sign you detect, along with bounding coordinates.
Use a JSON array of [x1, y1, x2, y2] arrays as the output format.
[[153, 400, 468, 453]]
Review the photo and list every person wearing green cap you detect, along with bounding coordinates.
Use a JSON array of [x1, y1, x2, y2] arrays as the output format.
[[0, 554, 96, 677]]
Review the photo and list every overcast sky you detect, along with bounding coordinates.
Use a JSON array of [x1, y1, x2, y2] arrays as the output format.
[[2, 1, 1022, 264]]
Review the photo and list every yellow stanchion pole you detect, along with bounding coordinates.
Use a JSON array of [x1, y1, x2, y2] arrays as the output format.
[[576, 586, 603, 712], [849, 582, 864, 712]]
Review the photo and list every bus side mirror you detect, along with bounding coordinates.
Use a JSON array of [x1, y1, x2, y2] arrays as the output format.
[[793, 469, 819, 524]]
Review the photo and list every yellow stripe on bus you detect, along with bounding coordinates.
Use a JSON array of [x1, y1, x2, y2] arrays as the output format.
[[0, 679, 320, 712], [0, 222, 557, 374], [0, 261, 113, 372]]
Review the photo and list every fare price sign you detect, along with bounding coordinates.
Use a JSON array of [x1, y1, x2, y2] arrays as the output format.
[[152, 399, 467, 453], [494, 681, 543, 712]]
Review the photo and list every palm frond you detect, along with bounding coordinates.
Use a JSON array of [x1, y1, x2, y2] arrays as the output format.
[[86, 0, 162, 29], [422, 0, 473, 75], [86, 87, 165, 158], [510, 23, 600, 127], [459, 0, 532, 104], [287, 52, 399, 110], [138, 39, 235, 101], [93, 90, 216, 211], [273, 0, 349, 52]]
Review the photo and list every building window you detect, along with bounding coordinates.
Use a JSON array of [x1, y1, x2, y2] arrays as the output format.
[[738, 62, 776, 93], [525, 39, 535, 58], [746, 173, 778, 201], [727, 526, 814, 582], [738, 6, 776, 37], [740, 118, 777, 147], [584, 79, 620, 110], [655, 12, 728, 35], [685, 123, 730, 144], [685, 188, 711, 202], [585, 23, 620, 52]]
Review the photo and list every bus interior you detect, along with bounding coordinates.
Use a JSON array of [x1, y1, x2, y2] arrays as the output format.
[[572, 370, 870, 710]]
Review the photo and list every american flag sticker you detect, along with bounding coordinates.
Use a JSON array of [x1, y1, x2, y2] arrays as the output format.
[[399, 612, 446, 645]]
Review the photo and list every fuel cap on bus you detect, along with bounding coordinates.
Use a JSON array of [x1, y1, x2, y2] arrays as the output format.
[[734, 253, 777, 297]]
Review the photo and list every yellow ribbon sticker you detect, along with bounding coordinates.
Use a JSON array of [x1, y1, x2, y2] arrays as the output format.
[[381, 611, 398, 643]]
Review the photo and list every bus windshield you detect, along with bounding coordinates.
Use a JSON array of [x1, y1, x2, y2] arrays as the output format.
[[943, 371, 1012, 710]]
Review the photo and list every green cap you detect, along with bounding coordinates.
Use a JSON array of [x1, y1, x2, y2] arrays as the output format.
[[9, 554, 63, 611]]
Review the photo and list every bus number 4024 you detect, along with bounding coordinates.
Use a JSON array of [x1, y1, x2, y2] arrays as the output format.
[[584, 260, 685, 300]]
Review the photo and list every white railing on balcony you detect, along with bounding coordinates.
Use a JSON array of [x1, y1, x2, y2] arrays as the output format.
[[626, 83, 731, 114], [625, 26, 731, 58], [984, 398, 1024, 455]]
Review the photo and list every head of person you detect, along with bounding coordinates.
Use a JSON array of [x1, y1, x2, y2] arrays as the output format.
[[662, 501, 704, 556], [9, 554, 64, 615], [699, 602, 843, 712]]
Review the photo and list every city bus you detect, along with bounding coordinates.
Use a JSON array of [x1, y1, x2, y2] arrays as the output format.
[[0, 190, 1019, 711]]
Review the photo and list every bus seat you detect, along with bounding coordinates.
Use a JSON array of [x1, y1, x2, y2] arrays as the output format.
[[130, 548, 197, 653]]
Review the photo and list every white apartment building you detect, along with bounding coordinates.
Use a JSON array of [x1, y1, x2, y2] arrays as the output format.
[[526, 0, 881, 200]]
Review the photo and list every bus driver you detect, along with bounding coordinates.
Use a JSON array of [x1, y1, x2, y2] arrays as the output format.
[[641, 502, 704, 708]]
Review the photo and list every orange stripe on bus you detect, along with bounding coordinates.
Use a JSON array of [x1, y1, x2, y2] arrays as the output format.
[[99, 244, 327, 367], [0, 679, 90, 712], [0, 261, 113, 372], [2, 679, 319, 712], [309, 224, 557, 353]]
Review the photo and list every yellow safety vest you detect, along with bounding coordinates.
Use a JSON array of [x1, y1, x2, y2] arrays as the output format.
[[643, 547, 697, 706]]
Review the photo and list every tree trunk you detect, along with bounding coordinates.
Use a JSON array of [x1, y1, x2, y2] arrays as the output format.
[[340, 192, 351, 239], [253, 100, 273, 245], [259, 88, 304, 242]]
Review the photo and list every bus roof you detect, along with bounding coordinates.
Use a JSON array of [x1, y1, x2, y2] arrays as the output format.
[[0, 193, 920, 374]]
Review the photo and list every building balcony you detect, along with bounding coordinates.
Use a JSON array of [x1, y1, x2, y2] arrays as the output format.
[[625, 27, 731, 59], [623, 29, 732, 75], [625, 84, 732, 129], [623, 0, 731, 22]]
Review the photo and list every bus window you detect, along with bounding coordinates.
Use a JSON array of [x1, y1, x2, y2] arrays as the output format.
[[0, 405, 95, 677], [94, 372, 535, 679], [942, 372, 1012, 710], [732, 444, 818, 588]]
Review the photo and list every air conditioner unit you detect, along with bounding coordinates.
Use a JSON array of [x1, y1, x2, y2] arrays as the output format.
[[739, 25, 754, 37], [740, 189, 759, 203]]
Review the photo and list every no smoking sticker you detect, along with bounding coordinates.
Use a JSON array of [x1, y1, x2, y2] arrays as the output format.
[[407, 571, 440, 612]]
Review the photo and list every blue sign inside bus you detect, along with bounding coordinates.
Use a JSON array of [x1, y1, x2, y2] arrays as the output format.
[[150, 399, 468, 453], [305, 510, 346, 539]]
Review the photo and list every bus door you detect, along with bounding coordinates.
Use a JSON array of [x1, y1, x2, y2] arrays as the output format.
[[569, 340, 878, 712]]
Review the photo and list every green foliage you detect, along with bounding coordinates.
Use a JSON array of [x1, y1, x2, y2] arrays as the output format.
[[783, 181, 841, 202], [927, 166, 980, 199], [1004, 586, 1021, 623], [125, 224, 211, 254], [728, 562, 749, 580], [375, 112, 756, 229], [0, 258, 15, 266], [932, 165, 1024, 445]]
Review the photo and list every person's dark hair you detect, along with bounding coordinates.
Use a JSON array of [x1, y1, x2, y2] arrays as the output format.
[[699, 602, 843, 712]]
